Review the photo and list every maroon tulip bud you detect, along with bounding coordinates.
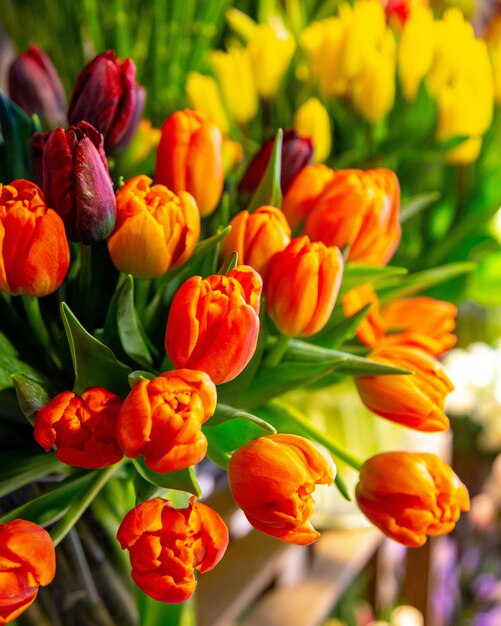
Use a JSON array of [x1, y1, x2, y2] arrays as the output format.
[[68, 50, 144, 151], [43, 121, 116, 243], [238, 129, 313, 203], [8, 45, 67, 129]]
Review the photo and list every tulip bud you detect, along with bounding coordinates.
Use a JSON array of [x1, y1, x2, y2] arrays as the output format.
[[342, 284, 387, 348], [0, 180, 70, 297], [221, 206, 291, 278], [281, 164, 335, 230], [117, 497, 229, 603], [379, 297, 457, 356], [356, 451, 469, 546], [293, 98, 332, 163], [155, 109, 224, 217], [265, 236, 344, 337], [8, 45, 67, 129], [68, 50, 144, 151], [0, 519, 56, 623], [117, 369, 216, 473], [238, 129, 313, 203], [228, 434, 335, 545], [165, 265, 262, 384], [356, 344, 453, 431], [185, 72, 230, 134], [107, 175, 200, 279], [42, 121, 116, 243], [34, 387, 123, 469], [303, 168, 401, 266]]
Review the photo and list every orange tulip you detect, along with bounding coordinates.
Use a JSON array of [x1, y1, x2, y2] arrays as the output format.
[[341, 284, 387, 347], [379, 297, 457, 356], [165, 265, 262, 384], [34, 387, 123, 469], [0, 519, 56, 624], [356, 451, 469, 547], [117, 369, 216, 473], [155, 109, 223, 216], [281, 164, 335, 230], [284, 167, 400, 265], [228, 434, 335, 545], [107, 174, 199, 280], [0, 180, 69, 297], [117, 496, 229, 603], [221, 206, 291, 278], [356, 344, 453, 432], [265, 236, 344, 337]]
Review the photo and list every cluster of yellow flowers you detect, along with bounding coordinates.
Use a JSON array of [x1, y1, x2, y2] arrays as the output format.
[[187, 0, 501, 165]]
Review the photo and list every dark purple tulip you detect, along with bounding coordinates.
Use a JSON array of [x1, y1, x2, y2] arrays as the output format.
[[238, 129, 313, 202], [8, 45, 67, 129], [68, 50, 144, 151], [43, 121, 116, 244]]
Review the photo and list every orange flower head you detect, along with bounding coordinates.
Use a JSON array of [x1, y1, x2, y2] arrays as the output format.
[[0, 180, 70, 296], [228, 434, 335, 545], [155, 109, 223, 216], [380, 297, 457, 356], [281, 164, 335, 230], [356, 344, 453, 432], [117, 369, 217, 473], [265, 236, 344, 337], [221, 206, 291, 278], [108, 174, 200, 280], [342, 284, 387, 347], [34, 387, 123, 469], [356, 451, 469, 547], [302, 168, 401, 265], [0, 519, 56, 624], [165, 265, 262, 384], [116, 497, 229, 603]]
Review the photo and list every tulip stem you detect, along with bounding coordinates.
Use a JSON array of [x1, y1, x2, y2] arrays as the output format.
[[78, 243, 93, 320], [22, 296, 62, 369], [265, 335, 290, 368]]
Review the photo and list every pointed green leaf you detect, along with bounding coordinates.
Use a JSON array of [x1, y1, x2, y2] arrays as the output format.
[[204, 418, 274, 469], [0, 450, 72, 497], [311, 305, 371, 349], [128, 370, 156, 387], [217, 252, 238, 275], [0, 351, 44, 393], [0, 91, 38, 181], [11, 374, 53, 423], [247, 129, 283, 212], [340, 263, 407, 295], [334, 472, 352, 502], [131, 458, 201, 497], [400, 191, 440, 223], [60, 302, 131, 396], [190, 226, 232, 262], [209, 403, 276, 432]]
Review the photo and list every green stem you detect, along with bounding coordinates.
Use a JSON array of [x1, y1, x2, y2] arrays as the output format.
[[265, 335, 290, 368], [22, 296, 62, 369], [51, 464, 119, 547], [134, 279, 150, 315]]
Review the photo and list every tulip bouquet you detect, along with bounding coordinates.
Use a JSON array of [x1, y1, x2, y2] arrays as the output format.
[[0, 1, 496, 624]]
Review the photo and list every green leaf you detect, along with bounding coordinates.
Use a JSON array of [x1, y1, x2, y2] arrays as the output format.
[[11, 374, 53, 423], [400, 191, 440, 223], [334, 472, 352, 502], [190, 226, 232, 263], [311, 305, 371, 349], [247, 128, 283, 212], [131, 458, 201, 497], [204, 418, 274, 468], [217, 251, 238, 275], [60, 302, 131, 396], [128, 370, 156, 387], [468, 251, 501, 307], [340, 263, 407, 295], [0, 450, 71, 498], [0, 91, 38, 181], [209, 403, 276, 432], [0, 351, 45, 393]]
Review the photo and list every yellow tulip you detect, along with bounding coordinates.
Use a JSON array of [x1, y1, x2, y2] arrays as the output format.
[[185, 72, 229, 135], [398, 6, 436, 100], [293, 97, 332, 163], [212, 47, 258, 124]]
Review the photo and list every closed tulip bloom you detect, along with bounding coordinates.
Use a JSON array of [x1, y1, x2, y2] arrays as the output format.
[[228, 434, 335, 545], [221, 206, 291, 277], [108, 175, 199, 279], [117, 369, 216, 473], [380, 297, 457, 356], [34, 387, 123, 469], [43, 122, 116, 243], [155, 109, 223, 216], [165, 266, 262, 384], [238, 129, 313, 203], [68, 50, 143, 151], [398, 6, 436, 100], [8, 45, 67, 129], [281, 164, 335, 230], [304, 168, 401, 265], [117, 497, 229, 603], [266, 236, 344, 337], [185, 72, 229, 134], [356, 344, 453, 432], [0, 519, 56, 624], [342, 284, 387, 347], [0, 180, 69, 297], [293, 98, 332, 163], [356, 452, 469, 547]]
